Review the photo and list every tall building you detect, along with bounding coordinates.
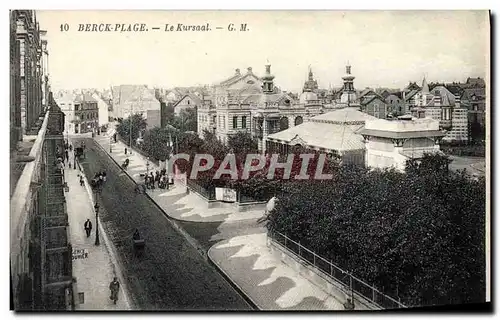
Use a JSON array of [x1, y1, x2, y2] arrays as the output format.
[[74, 93, 99, 134], [11, 11, 73, 310], [15, 10, 45, 136], [10, 10, 22, 148]]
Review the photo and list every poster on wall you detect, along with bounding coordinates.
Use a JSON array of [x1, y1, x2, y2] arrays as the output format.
[[215, 188, 237, 203]]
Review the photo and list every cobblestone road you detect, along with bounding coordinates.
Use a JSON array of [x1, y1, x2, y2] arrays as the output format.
[[75, 138, 251, 311]]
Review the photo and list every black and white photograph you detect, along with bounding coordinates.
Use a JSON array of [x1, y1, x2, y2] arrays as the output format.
[[8, 7, 491, 312]]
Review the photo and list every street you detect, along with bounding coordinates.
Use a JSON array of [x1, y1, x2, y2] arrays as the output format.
[[73, 137, 251, 310]]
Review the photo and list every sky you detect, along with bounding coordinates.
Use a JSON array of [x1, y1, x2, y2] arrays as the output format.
[[36, 10, 490, 93]]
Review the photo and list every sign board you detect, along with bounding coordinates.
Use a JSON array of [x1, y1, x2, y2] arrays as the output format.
[[215, 188, 237, 203], [72, 249, 89, 260]]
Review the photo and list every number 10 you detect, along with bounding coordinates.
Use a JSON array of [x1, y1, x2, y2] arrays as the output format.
[[60, 23, 69, 32]]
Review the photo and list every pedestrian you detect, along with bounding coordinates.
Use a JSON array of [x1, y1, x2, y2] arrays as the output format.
[[149, 172, 155, 189], [79, 175, 85, 187], [102, 171, 107, 182], [109, 277, 120, 304], [69, 144, 73, 152], [65, 150, 69, 162], [155, 171, 160, 186], [84, 219, 93, 237], [125, 147, 128, 155]]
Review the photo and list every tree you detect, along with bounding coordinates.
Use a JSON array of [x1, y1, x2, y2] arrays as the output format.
[[116, 113, 147, 147], [141, 127, 175, 162], [266, 154, 486, 307], [172, 107, 197, 132], [227, 131, 258, 155]]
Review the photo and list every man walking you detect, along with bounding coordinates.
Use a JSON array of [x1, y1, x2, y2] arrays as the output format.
[[109, 277, 120, 304], [84, 219, 93, 237]]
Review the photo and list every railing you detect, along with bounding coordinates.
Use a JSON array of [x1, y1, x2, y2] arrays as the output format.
[[10, 110, 49, 310], [186, 179, 216, 200], [268, 229, 406, 310]]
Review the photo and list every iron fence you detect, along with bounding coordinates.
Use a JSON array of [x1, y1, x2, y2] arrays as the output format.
[[268, 229, 406, 310], [186, 179, 216, 200]]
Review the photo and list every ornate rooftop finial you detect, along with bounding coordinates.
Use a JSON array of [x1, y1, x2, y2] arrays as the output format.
[[346, 62, 351, 75]]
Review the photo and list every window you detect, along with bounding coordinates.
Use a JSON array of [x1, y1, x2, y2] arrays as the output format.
[[213, 116, 216, 124], [187, 100, 190, 105], [75, 105, 79, 111], [242, 116, 247, 129], [233, 116, 238, 129]]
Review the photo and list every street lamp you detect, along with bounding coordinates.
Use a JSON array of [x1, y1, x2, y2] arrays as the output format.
[[146, 157, 150, 176], [94, 202, 100, 246]]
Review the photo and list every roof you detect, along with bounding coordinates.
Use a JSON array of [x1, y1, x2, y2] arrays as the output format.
[[74, 93, 97, 103], [173, 93, 203, 107], [428, 85, 457, 106], [358, 128, 445, 139], [310, 107, 378, 125], [404, 89, 419, 101], [361, 95, 387, 107], [112, 85, 158, 105], [466, 77, 485, 87], [267, 120, 366, 151]]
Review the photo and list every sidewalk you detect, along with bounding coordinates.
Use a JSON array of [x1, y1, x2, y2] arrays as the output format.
[[93, 134, 352, 310], [65, 147, 131, 310]]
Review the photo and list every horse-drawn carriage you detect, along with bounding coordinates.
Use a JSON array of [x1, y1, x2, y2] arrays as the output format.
[[75, 147, 85, 160]]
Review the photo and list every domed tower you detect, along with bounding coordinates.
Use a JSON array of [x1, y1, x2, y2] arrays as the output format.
[[299, 67, 319, 104], [340, 63, 357, 104], [262, 63, 275, 94], [303, 67, 319, 92]]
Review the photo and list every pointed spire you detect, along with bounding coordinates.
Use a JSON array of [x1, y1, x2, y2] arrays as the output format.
[[308, 65, 313, 81], [421, 76, 429, 94]]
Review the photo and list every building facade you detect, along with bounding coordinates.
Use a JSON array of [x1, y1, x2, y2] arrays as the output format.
[[91, 93, 110, 128], [410, 78, 469, 142], [74, 94, 99, 134], [11, 100, 73, 311], [15, 10, 45, 136], [267, 107, 446, 171], [54, 92, 75, 135], [10, 10, 22, 147], [267, 107, 375, 166], [361, 95, 389, 119], [111, 85, 161, 120], [197, 65, 328, 152], [359, 117, 445, 171]]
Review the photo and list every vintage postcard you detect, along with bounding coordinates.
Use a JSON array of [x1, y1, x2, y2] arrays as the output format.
[[9, 10, 490, 311]]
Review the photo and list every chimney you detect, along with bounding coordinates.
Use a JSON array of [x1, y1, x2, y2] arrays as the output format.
[[235, 68, 241, 76], [247, 67, 253, 74]]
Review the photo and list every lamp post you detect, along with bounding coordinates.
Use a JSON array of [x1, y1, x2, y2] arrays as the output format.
[[146, 157, 150, 176], [109, 136, 113, 153], [94, 201, 100, 246]]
